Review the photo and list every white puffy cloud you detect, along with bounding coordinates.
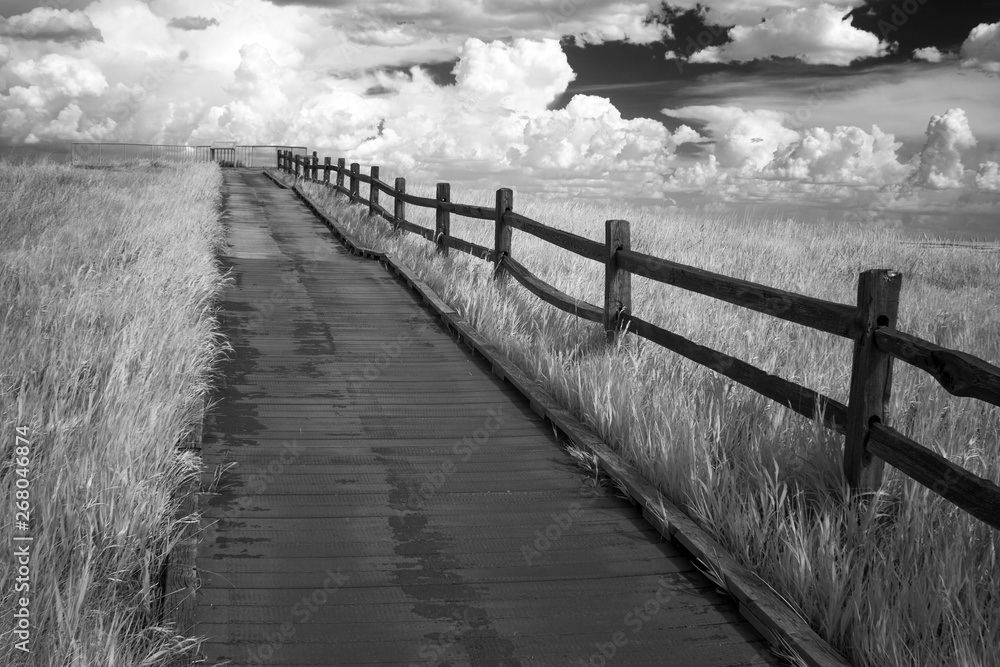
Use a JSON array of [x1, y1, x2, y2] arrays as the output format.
[[177, 37, 683, 194], [908, 108, 977, 189], [975, 161, 1000, 192], [961, 22, 1000, 74], [663, 106, 800, 171], [451, 38, 575, 113], [515, 95, 675, 177], [912, 46, 943, 63], [0, 8, 102, 43], [687, 4, 890, 66], [9, 53, 108, 98], [656, 103, 998, 228], [762, 124, 908, 185]]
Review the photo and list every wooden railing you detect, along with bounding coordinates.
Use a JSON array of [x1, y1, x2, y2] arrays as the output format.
[[278, 149, 1000, 530]]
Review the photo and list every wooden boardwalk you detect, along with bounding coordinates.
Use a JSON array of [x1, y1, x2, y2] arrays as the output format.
[[193, 170, 783, 666]]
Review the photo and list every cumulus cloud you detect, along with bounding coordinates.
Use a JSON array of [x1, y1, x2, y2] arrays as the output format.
[[912, 46, 943, 63], [687, 4, 890, 66], [908, 108, 977, 189], [0, 7, 102, 44], [451, 38, 575, 113], [167, 16, 220, 31], [975, 161, 1000, 192], [9, 53, 108, 98], [182, 37, 686, 194], [655, 103, 996, 227], [961, 22, 1000, 74], [662, 106, 799, 172], [763, 125, 908, 185]]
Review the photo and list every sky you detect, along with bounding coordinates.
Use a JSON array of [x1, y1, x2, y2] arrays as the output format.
[[1, 0, 999, 238]]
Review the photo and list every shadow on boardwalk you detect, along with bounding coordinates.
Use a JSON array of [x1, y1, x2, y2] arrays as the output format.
[[193, 170, 783, 666]]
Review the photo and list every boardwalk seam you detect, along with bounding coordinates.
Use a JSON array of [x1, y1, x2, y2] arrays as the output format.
[[275, 171, 854, 667]]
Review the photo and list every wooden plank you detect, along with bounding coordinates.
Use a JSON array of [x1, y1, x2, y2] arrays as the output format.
[[393, 177, 405, 233], [844, 270, 901, 492], [616, 249, 858, 339], [395, 218, 435, 242], [501, 255, 603, 323], [605, 219, 631, 342], [395, 190, 438, 209], [867, 422, 1000, 530], [436, 182, 450, 256], [428, 311, 850, 667], [505, 211, 605, 263], [439, 200, 495, 220], [196, 169, 795, 667], [290, 183, 382, 259], [368, 165, 379, 217], [625, 314, 848, 434], [494, 188, 512, 279], [875, 327, 1000, 408], [441, 234, 493, 261]]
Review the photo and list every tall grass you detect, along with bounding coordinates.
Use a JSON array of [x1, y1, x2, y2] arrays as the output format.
[[275, 169, 1000, 666], [0, 159, 228, 666]]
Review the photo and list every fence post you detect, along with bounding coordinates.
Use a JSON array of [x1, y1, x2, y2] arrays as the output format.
[[436, 183, 451, 256], [336, 158, 346, 192], [394, 178, 405, 234], [350, 163, 360, 202], [324, 157, 331, 185], [308, 151, 315, 180], [294, 154, 301, 179], [494, 188, 513, 280], [277, 149, 282, 172], [605, 220, 632, 343], [844, 269, 902, 494], [369, 166, 379, 216]]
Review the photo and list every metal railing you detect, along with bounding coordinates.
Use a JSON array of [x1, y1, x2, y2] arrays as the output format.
[[70, 143, 308, 168]]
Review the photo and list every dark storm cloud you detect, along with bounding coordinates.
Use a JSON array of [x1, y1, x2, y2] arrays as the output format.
[[848, 0, 1000, 60]]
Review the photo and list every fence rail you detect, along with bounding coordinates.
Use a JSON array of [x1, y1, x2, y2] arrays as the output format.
[[71, 142, 307, 167], [278, 149, 1000, 531]]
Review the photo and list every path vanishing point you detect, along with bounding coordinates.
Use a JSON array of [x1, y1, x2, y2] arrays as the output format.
[[191, 170, 785, 666]]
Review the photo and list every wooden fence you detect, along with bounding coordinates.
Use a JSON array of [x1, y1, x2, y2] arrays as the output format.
[[278, 149, 1000, 531]]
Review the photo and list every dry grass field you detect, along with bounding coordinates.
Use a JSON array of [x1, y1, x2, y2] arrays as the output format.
[[273, 168, 1000, 667], [0, 158, 228, 666]]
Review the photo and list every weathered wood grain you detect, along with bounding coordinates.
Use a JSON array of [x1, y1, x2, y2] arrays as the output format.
[[844, 270, 901, 492], [195, 169, 790, 667], [505, 210, 605, 262], [624, 314, 848, 434], [438, 200, 495, 220], [502, 255, 603, 323], [494, 188, 512, 280], [436, 182, 450, 256], [867, 422, 1000, 530], [605, 219, 631, 341], [616, 249, 857, 338], [875, 327, 1000, 408], [441, 234, 493, 261]]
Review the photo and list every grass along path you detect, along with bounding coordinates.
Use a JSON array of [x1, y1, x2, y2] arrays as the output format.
[[273, 169, 1000, 667], [0, 159, 228, 666]]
